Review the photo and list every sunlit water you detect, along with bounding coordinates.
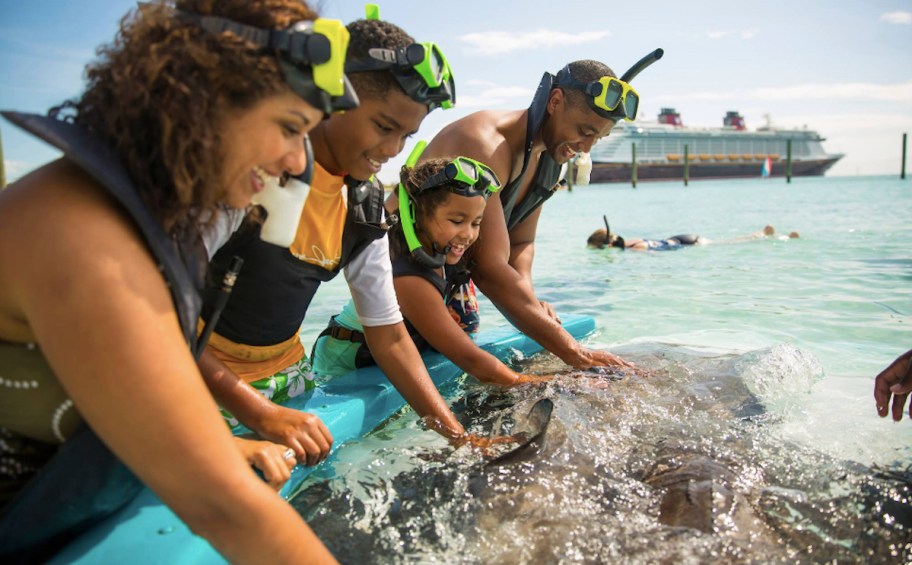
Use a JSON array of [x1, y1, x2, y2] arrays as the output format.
[[296, 175, 912, 563]]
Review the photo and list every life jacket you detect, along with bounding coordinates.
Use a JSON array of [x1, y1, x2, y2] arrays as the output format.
[[205, 175, 389, 346], [327, 256, 469, 365], [0, 111, 207, 561], [390, 255, 446, 352], [499, 73, 564, 231]]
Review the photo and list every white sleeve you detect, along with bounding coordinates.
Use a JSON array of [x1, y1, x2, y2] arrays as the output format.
[[200, 206, 249, 259], [343, 235, 403, 327]]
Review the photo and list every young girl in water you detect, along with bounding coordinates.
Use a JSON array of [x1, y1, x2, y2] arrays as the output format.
[[312, 150, 546, 387]]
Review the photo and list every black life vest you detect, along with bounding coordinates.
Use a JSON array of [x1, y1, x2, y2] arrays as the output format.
[[499, 73, 564, 231], [0, 111, 207, 561], [330, 255, 468, 366], [205, 175, 389, 346], [390, 254, 446, 352]]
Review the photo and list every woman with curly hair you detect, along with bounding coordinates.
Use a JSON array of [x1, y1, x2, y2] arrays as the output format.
[[0, 1, 347, 562]]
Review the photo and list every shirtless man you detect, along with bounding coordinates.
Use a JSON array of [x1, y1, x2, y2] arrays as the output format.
[[419, 51, 661, 369]]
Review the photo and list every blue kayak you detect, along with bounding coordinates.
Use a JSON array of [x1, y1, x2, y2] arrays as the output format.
[[51, 315, 595, 564]]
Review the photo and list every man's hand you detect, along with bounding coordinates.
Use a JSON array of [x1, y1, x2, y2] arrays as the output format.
[[874, 348, 912, 422], [539, 300, 561, 323], [569, 347, 637, 370], [252, 405, 334, 466]]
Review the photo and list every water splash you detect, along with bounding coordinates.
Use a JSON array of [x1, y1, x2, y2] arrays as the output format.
[[292, 345, 911, 564]]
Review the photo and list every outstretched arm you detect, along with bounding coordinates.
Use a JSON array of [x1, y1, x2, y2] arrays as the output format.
[[874, 348, 912, 422], [471, 197, 633, 369], [363, 322, 466, 438], [198, 348, 333, 466], [345, 234, 507, 447], [395, 276, 543, 386]]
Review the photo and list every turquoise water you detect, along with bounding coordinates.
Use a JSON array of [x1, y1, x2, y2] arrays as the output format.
[[536, 174, 912, 465], [296, 175, 912, 562], [303, 174, 912, 464]]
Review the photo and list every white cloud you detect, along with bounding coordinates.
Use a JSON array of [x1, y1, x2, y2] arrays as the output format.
[[459, 29, 610, 56], [879, 11, 912, 24], [653, 81, 912, 104], [707, 29, 759, 40], [750, 81, 912, 102], [457, 86, 536, 108], [652, 91, 736, 103], [780, 111, 912, 132]]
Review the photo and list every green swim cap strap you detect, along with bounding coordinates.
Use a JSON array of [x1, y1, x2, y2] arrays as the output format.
[[398, 141, 448, 268]]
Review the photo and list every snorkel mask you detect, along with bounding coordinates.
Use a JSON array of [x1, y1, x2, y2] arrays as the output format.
[[397, 142, 500, 268], [185, 13, 359, 114], [417, 157, 502, 198], [555, 48, 663, 122], [344, 6, 456, 110], [252, 136, 315, 247]]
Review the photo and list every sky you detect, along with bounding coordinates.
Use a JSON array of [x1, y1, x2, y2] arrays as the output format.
[[1, 0, 911, 185]]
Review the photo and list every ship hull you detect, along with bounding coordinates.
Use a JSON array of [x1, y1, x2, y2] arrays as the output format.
[[589, 157, 841, 183]]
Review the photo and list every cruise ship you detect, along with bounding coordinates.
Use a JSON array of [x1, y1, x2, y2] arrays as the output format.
[[586, 108, 844, 183]]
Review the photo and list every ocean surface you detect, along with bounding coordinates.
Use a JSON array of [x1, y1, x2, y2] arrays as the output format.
[[296, 175, 912, 563]]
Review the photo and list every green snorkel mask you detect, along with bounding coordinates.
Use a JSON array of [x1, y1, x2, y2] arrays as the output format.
[[397, 143, 501, 268], [186, 13, 359, 115], [344, 6, 455, 110], [417, 156, 502, 198]]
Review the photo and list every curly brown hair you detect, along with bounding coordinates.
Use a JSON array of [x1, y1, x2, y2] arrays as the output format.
[[51, 0, 317, 231], [389, 158, 473, 262]]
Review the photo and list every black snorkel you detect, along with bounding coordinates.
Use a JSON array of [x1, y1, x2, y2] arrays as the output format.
[[196, 256, 244, 352], [620, 48, 664, 83], [604, 214, 625, 250], [601, 47, 664, 122]]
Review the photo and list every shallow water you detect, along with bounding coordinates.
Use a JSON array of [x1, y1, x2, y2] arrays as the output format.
[[296, 175, 912, 562]]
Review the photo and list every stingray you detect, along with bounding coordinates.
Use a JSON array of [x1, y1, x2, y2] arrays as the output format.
[[292, 347, 912, 562], [484, 398, 553, 468], [637, 448, 769, 536]]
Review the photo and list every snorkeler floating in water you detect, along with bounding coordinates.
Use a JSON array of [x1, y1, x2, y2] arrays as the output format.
[[586, 216, 704, 251], [587, 217, 799, 251]]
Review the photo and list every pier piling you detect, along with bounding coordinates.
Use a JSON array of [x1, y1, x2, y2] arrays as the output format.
[[902, 133, 907, 180], [631, 142, 637, 188], [683, 145, 689, 186], [786, 139, 792, 184]]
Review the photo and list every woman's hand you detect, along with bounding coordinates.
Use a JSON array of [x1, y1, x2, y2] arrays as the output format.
[[252, 405, 333, 467], [233, 437, 297, 491]]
